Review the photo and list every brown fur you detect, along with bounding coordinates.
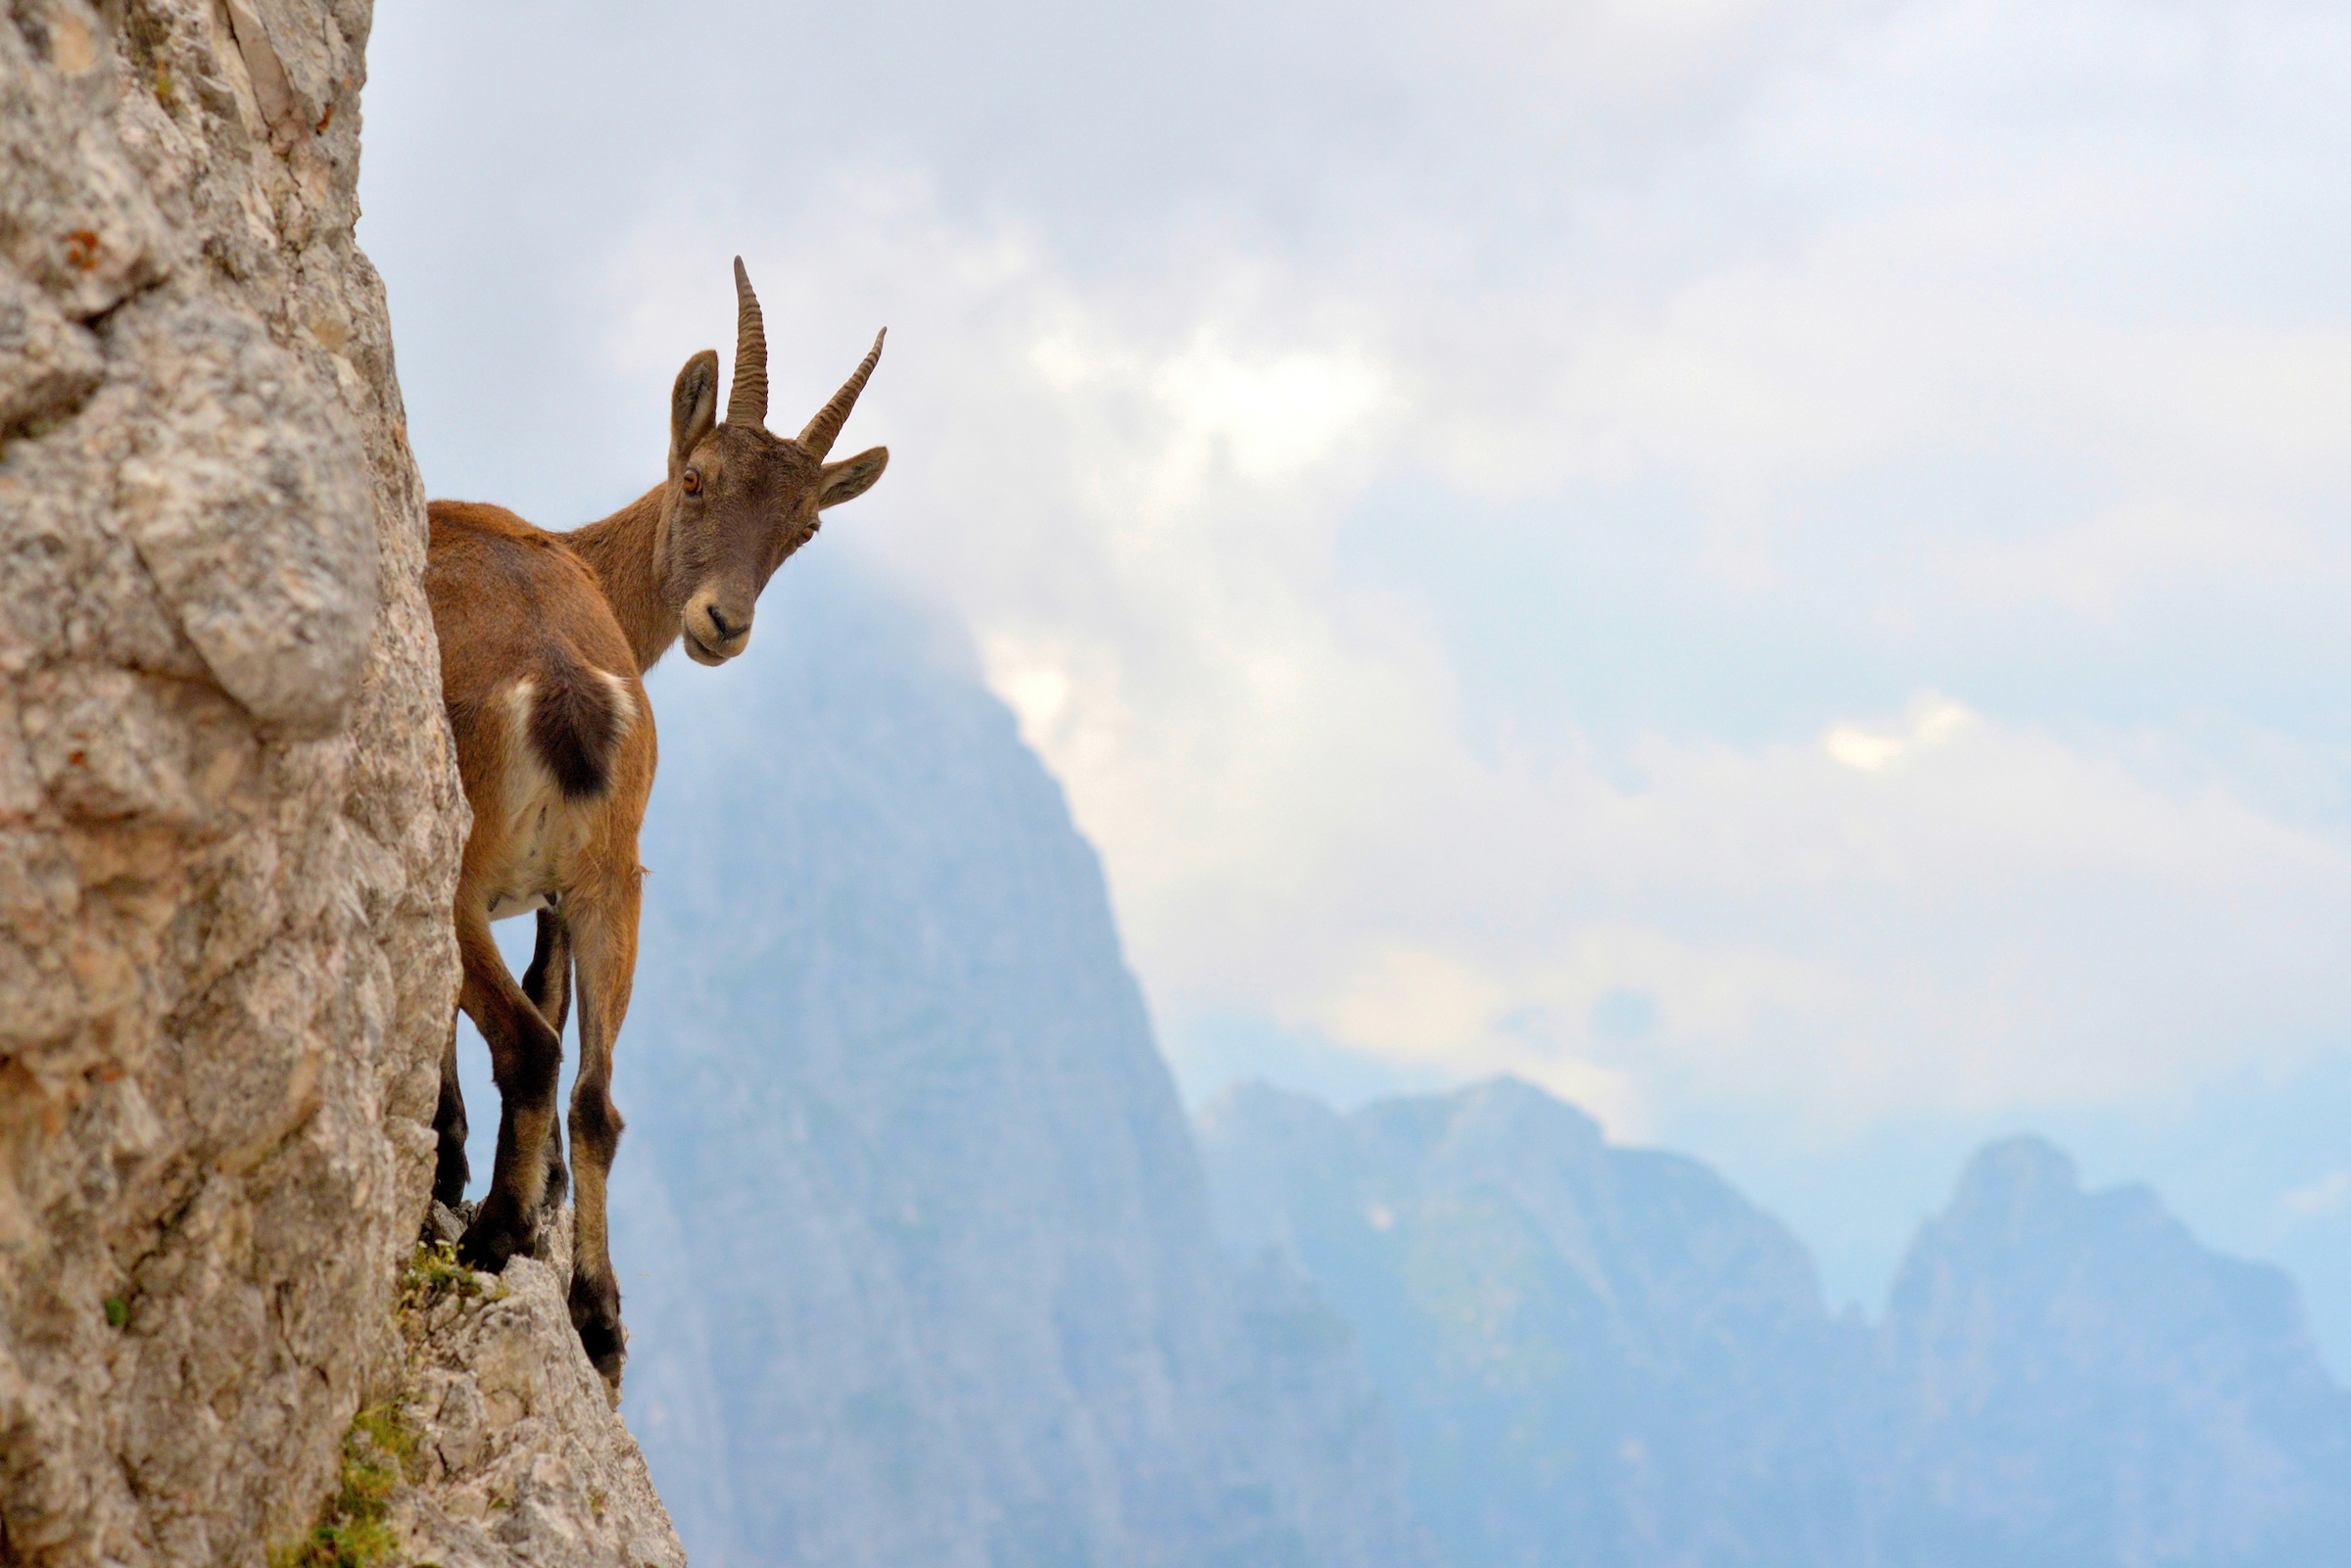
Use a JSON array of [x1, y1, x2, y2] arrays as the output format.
[[422, 261, 887, 1400]]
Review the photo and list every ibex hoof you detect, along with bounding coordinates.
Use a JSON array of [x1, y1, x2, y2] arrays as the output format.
[[457, 1194, 533, 1272], [432, 1145, 470, 1211], [570, 1274, 626, 1405], [590, 1347, 624, 1409], [580, 1326, 625, 1408]]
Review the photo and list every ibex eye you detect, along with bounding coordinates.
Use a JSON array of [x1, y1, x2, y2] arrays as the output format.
[[681, 469, 702, 495]]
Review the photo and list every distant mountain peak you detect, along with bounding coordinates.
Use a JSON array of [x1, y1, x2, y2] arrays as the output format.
[[1462, 1073, 1607, 1137], [1198, 1076, 1343, 1129], [1206, 1085, 2351, 1568], [1947, 1132, 2081, 1213], [614, 577, 1424, 1567]]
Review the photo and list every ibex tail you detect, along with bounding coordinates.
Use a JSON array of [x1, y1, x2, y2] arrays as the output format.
[[527, 652, 630, 800]]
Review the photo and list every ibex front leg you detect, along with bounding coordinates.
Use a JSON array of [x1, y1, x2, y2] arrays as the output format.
[[432, 1012, 468, 1209], [455, 902, 563, 1271], [563, 859, 641, 1402]]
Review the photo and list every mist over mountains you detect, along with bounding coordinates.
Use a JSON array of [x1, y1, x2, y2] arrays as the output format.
[[588, 565, 2351, 1566], [1200, 1079, 1859, 1566], [1202, 1081, 2351, 1568], [602, 562, 1421, 1568], [1869, 1138, 2351, 1568]]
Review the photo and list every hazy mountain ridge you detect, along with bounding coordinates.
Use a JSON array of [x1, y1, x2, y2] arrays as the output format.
[[605, 560, 1423, 1568], [1201, 1080, 1865, 1567], [592, 561, 2347, 1567], [1201, 1081, 2351, 1568], [1866, 1137, 2351, 1568]]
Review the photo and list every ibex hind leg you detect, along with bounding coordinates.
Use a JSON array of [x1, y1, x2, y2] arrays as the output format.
[[454, 905, 563, 1273], [564, 874, 640, 1403], [567, 1082, 626, 1400], [521, 906, 575, 1220]]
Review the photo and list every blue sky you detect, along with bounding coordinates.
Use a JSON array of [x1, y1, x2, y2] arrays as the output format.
[[363, 0, 2351, 1363]]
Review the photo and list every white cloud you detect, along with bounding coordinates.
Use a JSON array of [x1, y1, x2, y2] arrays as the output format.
[[1825, 698, 1977, 774], [2285, 1172, 2351, 1219], [580, 114, 2351, 1138], [364, 0, 2351, 1151]]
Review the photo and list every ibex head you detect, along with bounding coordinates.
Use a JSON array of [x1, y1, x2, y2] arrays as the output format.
[[661, 259, 888, 666]]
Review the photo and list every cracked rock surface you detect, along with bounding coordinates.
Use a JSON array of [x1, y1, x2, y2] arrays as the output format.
[[0, 0, 472, 1560], [395, 1209, 686, 1568]]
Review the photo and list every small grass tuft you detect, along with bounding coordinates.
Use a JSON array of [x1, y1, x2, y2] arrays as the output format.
[[267, 1403, 419, 1568], [351, 1404, 419, 1477], [103, 1296, 127, 1329], [399, 1240, 483, 1309]]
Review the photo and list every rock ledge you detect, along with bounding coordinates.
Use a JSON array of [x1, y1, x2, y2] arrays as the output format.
[[379, 1209, 683, 1568]]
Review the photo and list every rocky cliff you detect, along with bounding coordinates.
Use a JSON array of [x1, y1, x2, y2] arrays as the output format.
[[379, 1208, 682, 1568], [0, 3, 675, 1562]]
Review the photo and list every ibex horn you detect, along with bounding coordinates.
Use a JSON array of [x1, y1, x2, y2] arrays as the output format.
[[727, 257, 768, 429], [799, 329, 886, 458]]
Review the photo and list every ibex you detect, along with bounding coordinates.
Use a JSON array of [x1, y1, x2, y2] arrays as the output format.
[[423, 260, 887, 1397]]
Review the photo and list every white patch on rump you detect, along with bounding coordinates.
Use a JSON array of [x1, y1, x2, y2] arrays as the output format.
[[481, 673, 629, 923], [594, 668, 637, 731]]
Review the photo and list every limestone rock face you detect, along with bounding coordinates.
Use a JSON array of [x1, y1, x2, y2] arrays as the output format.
[[0, 0, 470, 1561], [394, 1211, 686, 1568]]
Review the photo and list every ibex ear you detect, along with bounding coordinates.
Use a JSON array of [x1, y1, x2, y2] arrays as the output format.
[[670, 350, 720, 470], [819, 446, 888, 509]]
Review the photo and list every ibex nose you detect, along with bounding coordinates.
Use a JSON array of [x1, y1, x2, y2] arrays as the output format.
[[682, 590, 754, 665], [701, 602, 752, 648]]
